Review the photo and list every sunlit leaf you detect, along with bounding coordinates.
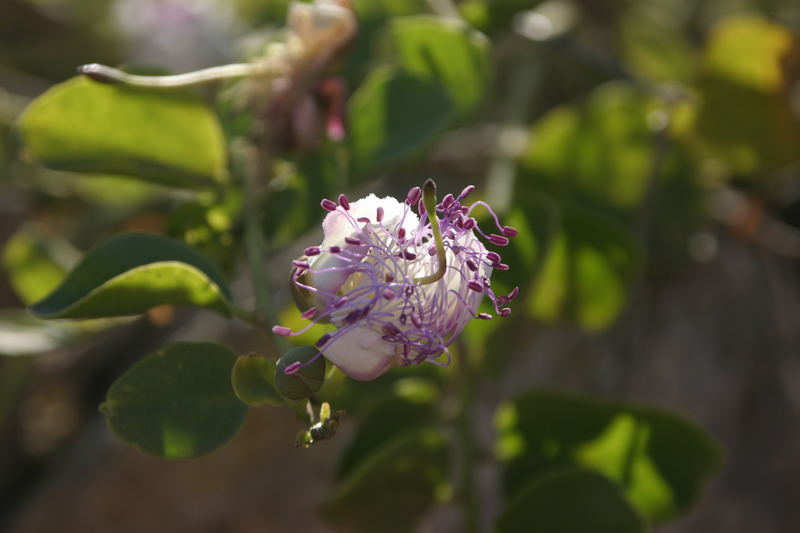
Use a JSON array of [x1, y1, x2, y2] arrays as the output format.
[[497, 390, 721, 524], [320, 429, 448, 533], [18, 76, 228, 187], [231, 354, 283, 407], [102, 342, 248, 458], [348, 67, 453, 178], [30, 232, 232, 319], [695, 15, 800, 177], [2, 224, 77, 305], [497, 467, 647, 533], [391, 15, 490, 118], [526, 202, 642, 331]]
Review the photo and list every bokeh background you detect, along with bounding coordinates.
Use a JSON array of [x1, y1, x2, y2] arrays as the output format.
[[2, 0, 800, 531]]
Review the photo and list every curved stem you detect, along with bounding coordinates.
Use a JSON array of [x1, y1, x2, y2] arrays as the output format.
[[413, 179, 448, 285], [78, 62, 271, 88]]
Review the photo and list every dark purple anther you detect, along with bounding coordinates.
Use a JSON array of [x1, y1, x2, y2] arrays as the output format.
[[357, 217, 371, 223], [283, 361, 302, 374], [345, 236, 361, 246], [467, 280, 484, 293], [458, 185, 475, 200], [304, 246, 321, 256], [383, 289, 396, 300], [405, 187, 421, 206], [477, 313, 492, 320], [321, 198, 338, 211], [502, 226, 519, 237], [292, 260, 310, 270], [376, 206, 384, 222], [411, 313, 423, 328], [418, 198, 426, 215], [441, 194, 454, 208], [496, 263, 510, 271], [507, 287, 519, 301], [486, 251, 501, 264], [301, 307, 318, 319], [500, 308, 512, 317], [428, 247, 437, 256], [338, 194, 351, 210], [397, 227, 406, 240], [466, 259, 478, 272], [334, 297, 349, 308], [382, 324, 400, 336], [463, 218, 476, 230], [272, 326, 292, 337], [402, 250, 417, 261], [316, 334, 331, 348], [329, 245, 341, 254], [488, 234, 510, 246]]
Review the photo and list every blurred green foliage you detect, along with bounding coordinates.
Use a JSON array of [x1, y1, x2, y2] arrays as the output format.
[[3, 0, 800, 531]]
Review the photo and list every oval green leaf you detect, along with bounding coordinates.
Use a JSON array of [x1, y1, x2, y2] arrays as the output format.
[[497, 390, 721, 524], [348, 67, 453, 179], [18, 76, 228, 187], [391, 16, 490, 119], [102, 342, 248, 459], [231, 354, 283, 407], [30, 232, 232, 319], [320, 429, 448, 533], [497, 467, 647, 533]]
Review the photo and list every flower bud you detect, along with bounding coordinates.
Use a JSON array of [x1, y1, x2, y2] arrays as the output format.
[[275, 346, 326, 400]]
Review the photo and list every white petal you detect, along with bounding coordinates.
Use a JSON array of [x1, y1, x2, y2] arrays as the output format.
[[321, 193, 418, 247], [321, 327, 398, 380]]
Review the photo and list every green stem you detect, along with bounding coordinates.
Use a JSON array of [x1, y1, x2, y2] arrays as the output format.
[[457, 346, 480, 533], [413, 179, 448, 286], [238, 148, 289, 355]]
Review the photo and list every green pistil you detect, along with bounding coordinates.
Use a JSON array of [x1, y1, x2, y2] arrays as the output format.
[[413, 179, 448, 286]]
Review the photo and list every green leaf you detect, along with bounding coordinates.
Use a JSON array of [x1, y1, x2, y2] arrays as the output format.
[[695, 15, 800, 177], [231, 354, 283, 407], [336, 380, 439, 479], [102, 342, 248, 458], [30, 232, 232, 319], [348, 67, 453, 179], [525, 202, 643, 331], [320, 429, 448, 533], [18, 76, 228, 187], [497, 467, 647, 533], [2, 224, 77, 305], [391, 16, 490, 119], [497, 390, 721, 524]]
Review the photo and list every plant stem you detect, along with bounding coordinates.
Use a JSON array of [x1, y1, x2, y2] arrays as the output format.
[[238, 146, 289, 355], [457, 346, 481, 533]]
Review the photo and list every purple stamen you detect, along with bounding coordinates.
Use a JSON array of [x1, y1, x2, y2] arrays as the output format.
[[283, 361, 302, 374], [292, 260, 310, 270], [405, 187, 421, 205], [321, 198, 338, 211], [301, 307, 318, 319], [467, 280, 483, 293], [273, 326, 292, 337], [502, 226, 519, 237], [329, 245, 341, 254], [304, 246, 321, 256], [338, 194, 351, 210], [345, 236, 362, 246], [488, 234, 510, 246], [376, 206, 385, 222]]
